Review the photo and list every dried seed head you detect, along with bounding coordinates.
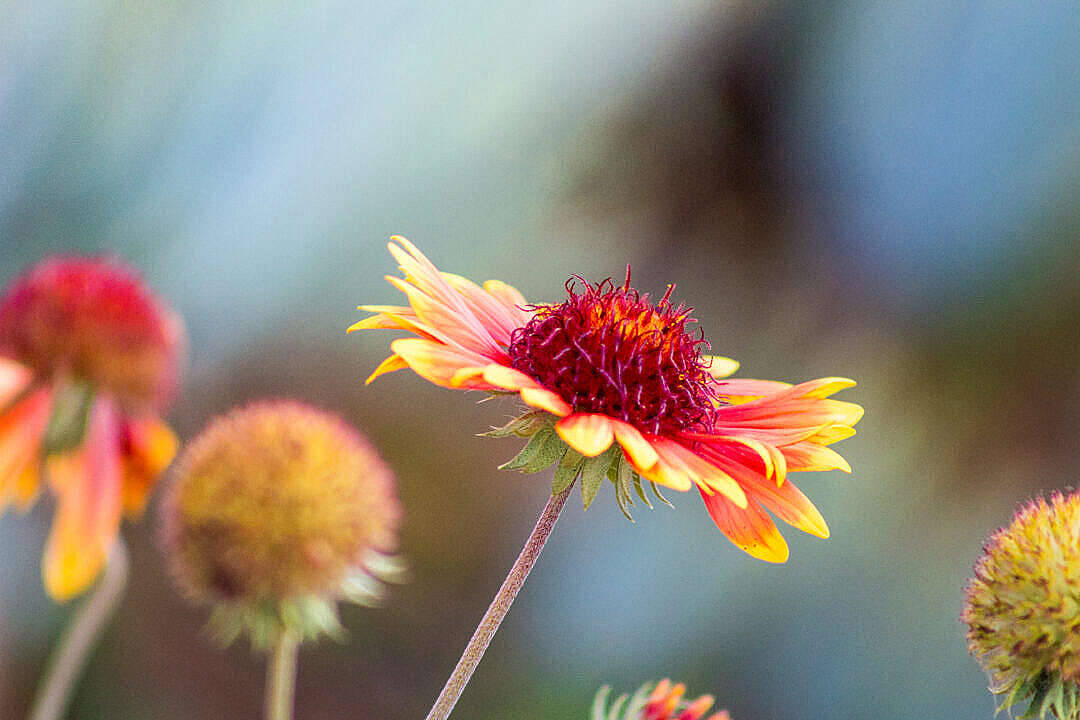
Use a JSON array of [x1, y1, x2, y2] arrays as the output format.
[[161, 400, 403, 645]]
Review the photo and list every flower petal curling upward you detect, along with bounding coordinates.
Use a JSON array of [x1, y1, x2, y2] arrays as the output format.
[[0, 386, 52, 512], [353, 238, 863, 563]]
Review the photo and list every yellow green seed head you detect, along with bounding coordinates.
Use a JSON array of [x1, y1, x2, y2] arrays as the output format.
[[963, 492, 1080, 719], [161, 400, 404, 646]]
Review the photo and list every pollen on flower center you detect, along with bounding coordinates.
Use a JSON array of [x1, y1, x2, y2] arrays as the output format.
[[507, 271, 718, 435]]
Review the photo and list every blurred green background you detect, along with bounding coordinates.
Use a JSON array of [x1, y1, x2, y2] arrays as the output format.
[[2, 1, 1079, 718]]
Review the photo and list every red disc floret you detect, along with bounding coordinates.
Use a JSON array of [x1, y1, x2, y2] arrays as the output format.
[[508, 273, 719, 435], [0, 256, 183, 411]]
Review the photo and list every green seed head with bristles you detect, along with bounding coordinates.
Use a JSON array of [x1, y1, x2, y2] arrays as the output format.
[[963, 492, 1080, 719]]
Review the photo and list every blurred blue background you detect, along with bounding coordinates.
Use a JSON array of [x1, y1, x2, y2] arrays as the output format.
[[2, 1, 1079, 718]]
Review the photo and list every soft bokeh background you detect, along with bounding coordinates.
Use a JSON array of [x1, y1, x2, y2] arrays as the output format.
[[2, 1, 1079, 718]]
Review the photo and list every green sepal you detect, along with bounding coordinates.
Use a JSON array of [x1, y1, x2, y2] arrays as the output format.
[[632, 473, 653, 509], [207, 595, 346, 652], [580, 446, 620, 510], [43, 380, 95, 455], [498, 425, 566, 473], [481, 410, 550, 438], [650, 480, 674, 508], [610, 454, 635, 521], [553, 447, 584, 494], [995, 671, 1080, 720], [590, 685, 612, 720], [591, 681, 657, 720]]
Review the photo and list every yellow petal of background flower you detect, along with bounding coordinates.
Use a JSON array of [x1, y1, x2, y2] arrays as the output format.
[[121, 417, 178, 517]]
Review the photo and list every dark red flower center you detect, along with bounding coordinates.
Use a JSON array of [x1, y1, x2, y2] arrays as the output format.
[[507, 271, 719, 435]]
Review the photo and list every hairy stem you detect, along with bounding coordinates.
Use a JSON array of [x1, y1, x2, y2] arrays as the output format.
[[265, 629, 300, 720], [424, 483, 574, 720], [29, 539, 129, 720]]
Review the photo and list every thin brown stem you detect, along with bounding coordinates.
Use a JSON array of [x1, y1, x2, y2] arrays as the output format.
[[29, 539, 129, 720], [423, 483, 574, 720]]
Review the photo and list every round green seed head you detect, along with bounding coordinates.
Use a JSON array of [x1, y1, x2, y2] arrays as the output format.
[[963, 492, 1080, 719]]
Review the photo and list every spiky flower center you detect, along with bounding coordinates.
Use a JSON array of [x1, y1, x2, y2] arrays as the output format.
[[507, 273, 718, 435]]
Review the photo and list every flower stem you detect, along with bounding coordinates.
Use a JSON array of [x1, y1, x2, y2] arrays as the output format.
[[424, 482, 575, 720], [265, 629, 300, 720], [29, 538, 129, 720]]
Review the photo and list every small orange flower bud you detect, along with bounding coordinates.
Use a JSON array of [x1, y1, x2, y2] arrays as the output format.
[[592, 679, 731, 720]]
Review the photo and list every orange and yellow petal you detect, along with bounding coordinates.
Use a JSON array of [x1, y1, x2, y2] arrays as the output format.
[[482, 279, 530, 323], [120, 415, 178, 516], [43, 395, 124, 601], [389, 338, 494, 389], [555, 413, 615, 457], [366, 354, 410, 384], [441, 272, 525, 345], [347, 306, 434, 339], [696, 434, 788, 486], [696, 443, 829, 539], [611, 419, 660, 470], [0, 386, 52, 512], [712, 378, 792, 404], [518, 387, 572, 417], [748, 476, 830, 539], [699, 487, 789, 563], [481, 364, 539, 391], [781, 440, 852, 473], [386, 274, 505, 359], [646, 439, 747, 507], [385, 238, 511, 359]]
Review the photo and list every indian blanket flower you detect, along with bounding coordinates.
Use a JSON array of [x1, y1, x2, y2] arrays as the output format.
[[963, 492, 1080, 720], [0, 256, 183, 601], [591, 679, 731, 720], [160, 400, 405, 649], [350, 237, 862, 563]]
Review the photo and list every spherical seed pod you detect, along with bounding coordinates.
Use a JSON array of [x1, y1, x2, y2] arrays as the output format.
[[161, 400, 404, 647], [963, 491, 1080, 720]]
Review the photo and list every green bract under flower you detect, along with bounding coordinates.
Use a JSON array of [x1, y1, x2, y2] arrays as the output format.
[[963, 492, 1080, 719], [160, 400, 405, 648], [485, 410, 671, 518]]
